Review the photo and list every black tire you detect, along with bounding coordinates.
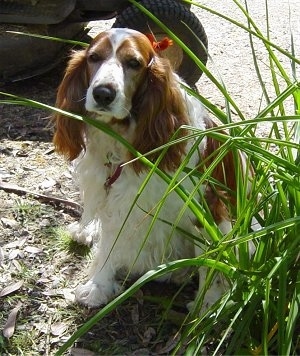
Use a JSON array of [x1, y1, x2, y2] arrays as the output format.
[[112, 0, 208, 86], [0, 22, 86, 83], [0, 0, 75, 24]]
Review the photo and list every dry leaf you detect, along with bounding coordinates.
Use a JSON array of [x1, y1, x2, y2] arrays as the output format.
[[0, 247, 4, 265], [133, 288, 144, 305], [50, 322, 67, 336], [0, 168, 12, 180], [156, 333, 180, 355], [0, 280, 24, 297], [143, 327, 156, 346], [3, 302, 22, 338], [70, 348, 95, 356], [12, 259, 22, 272], [1, 217, 18, 228], [4, 240, 20, 249], [24, 246, 43, 254], [131, 304, 139, 324], [5, 237, 27, 249], [33, 322, 48, 334], [62, 288, 75, 303], [39, 178, 57, 190], [37, 277, 51, 284], [41, 289, 60, 296], [8, 249, 23, 260]]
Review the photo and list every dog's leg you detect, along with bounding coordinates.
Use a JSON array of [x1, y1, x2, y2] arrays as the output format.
[[68, 218, 99, 246], [75, 267, 122, 307], [191, 221, 232, 314], [75, 234, 122, 307], [192, 246, 229, 314], [197, 264, 229, 313]]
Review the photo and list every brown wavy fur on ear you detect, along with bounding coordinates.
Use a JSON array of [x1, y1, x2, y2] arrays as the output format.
[[131, 56, 189, 173], [201, 116, 237, 194], [53, 49, 88, 160]]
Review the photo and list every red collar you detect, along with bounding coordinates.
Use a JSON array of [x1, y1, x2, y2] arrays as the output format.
[[104, 163, 123, 189]]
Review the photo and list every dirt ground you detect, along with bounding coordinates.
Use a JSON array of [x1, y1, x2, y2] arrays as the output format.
[[0, 0, 299, 355]]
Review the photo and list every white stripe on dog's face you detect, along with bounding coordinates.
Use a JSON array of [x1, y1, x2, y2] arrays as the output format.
[[85, 29, 154, 121]]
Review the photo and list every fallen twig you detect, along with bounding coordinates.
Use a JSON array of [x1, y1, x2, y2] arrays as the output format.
[[0, 181, 82, 217]]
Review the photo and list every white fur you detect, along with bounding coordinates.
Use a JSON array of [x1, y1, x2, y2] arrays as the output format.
[[86, 28, 150, 120], [85, 57, 130, 120], [72, 90, 226, 308], [60, 29, 239, 310]]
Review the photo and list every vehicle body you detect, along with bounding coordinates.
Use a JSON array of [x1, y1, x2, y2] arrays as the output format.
[[0, 0, 208, 85]]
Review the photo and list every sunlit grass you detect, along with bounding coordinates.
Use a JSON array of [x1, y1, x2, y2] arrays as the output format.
[[51, 227, 91, 257]]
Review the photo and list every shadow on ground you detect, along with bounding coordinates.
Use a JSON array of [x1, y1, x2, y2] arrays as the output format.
[[0, 65, 64, 142]]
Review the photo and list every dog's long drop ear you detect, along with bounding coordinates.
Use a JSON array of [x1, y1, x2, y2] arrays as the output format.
[[53, 49, 88, 160], [132, 55, 189, 173]]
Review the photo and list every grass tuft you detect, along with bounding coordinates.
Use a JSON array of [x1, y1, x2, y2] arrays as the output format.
[[53, 227, 91, 257]]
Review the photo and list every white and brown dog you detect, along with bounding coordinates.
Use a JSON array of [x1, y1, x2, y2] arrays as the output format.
[[53, 28, 252, 310]]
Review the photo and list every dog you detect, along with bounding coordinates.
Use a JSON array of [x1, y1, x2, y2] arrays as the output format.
[[53, 28, 252, 310]]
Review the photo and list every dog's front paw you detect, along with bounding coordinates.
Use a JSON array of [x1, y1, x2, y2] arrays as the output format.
[[75, 280, 123, 307], [68, 222, 94, 246], [187, 296, 217, 315], [188, 279, 228, 315]]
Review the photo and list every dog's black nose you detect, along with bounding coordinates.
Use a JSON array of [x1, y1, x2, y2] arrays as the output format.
[[93, 85, 116, 107]]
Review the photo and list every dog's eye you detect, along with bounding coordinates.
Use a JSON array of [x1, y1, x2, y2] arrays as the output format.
[[88, 53, 102, 63], [126, 58, 142, 69]]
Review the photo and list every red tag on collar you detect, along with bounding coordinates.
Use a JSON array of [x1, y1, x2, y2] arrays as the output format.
[[146, 33, 173, 52]]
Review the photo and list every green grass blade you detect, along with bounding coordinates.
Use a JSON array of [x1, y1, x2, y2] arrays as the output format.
[[6, 30, 89, 47]]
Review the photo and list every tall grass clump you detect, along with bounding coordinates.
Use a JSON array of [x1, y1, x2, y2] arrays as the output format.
[[1, 0, 299, 355]]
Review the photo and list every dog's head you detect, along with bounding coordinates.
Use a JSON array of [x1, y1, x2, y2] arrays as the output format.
[[53, 28, 189, 172]]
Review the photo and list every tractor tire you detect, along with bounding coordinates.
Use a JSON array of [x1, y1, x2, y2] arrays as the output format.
[[113, 0, 208, 86]]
